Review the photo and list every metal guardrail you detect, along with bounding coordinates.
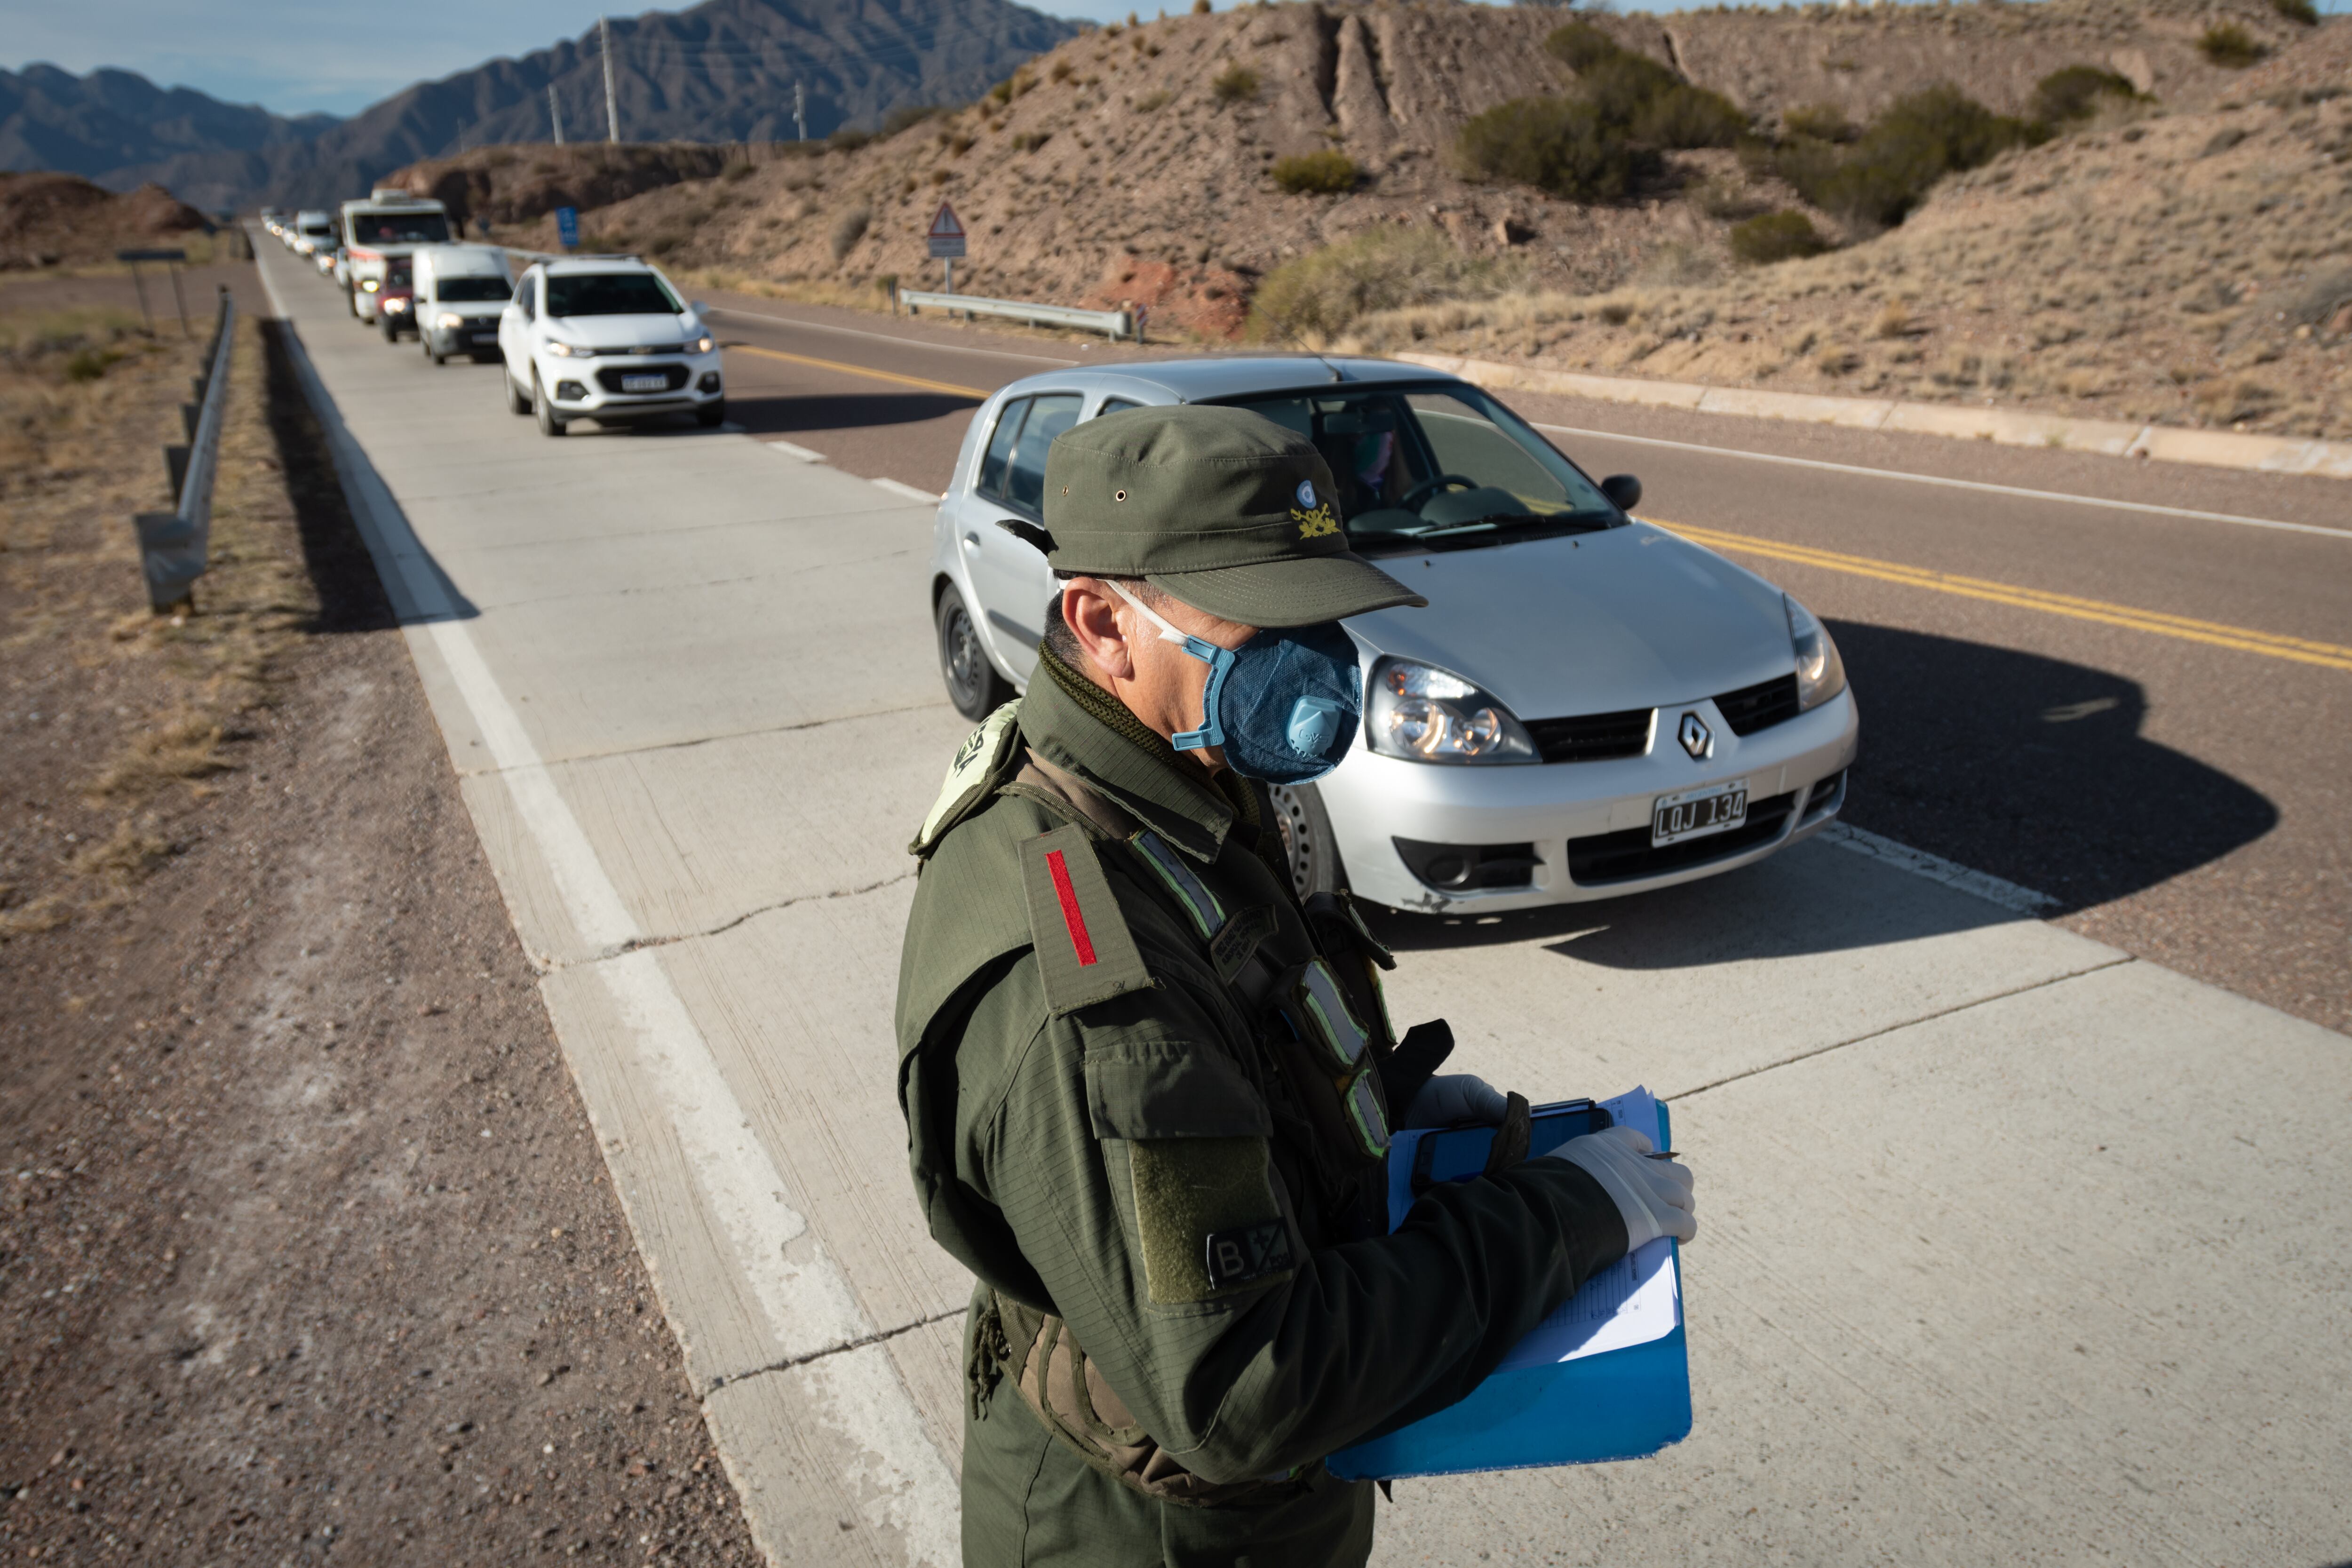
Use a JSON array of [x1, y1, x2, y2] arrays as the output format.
[[898, 289, 1140, 343], [134, 290, 236, 611]]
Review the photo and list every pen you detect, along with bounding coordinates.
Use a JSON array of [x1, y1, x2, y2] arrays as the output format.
[[1645, 1150, 1680, 1160]]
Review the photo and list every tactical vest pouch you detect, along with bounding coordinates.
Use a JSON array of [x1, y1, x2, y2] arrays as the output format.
[[1270, 958, 1391, 1162], [984, 1291, 1311, 1509]]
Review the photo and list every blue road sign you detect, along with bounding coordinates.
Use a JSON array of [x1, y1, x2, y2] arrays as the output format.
[[556, 207, 580, 251]]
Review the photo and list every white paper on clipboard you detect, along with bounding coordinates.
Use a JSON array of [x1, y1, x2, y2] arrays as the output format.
[[1494, 1086, 1683, 1372]]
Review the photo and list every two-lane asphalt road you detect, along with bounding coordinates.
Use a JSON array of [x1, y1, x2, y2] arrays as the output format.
[[257, 227, 2351, 1568], [696, 294, 2352, 1032]]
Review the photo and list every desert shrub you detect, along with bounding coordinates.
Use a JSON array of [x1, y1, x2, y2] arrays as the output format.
[[2198, 23, 2265, 67], [1136, 89, 1172, 112], [721, 160, 755, 183], [1458, 96, 1649, 200], [1193, 0, 1212, 11], [1544, 21, 1620, 72], [1779, 85, 2040, 226], [1012, 130, 1053, 152], [1632, 82, 1747, 148], [1213, 64, 1261, 104], [884, 103, 944, 136], [1050, 58, 1076, 83], [1247, 226, 1515, 342], [830, 205, 870, 261], [827, 126, 873, 152], [63, 346, 116, 382], [1782, 102, 1856, 142], [2033, 65, 2144, 126], [1271, 149, 1361, 193], [2271, 0, 2318, 23], [1728, 210, 1827, 264], [1539, 19, 1745, 148]]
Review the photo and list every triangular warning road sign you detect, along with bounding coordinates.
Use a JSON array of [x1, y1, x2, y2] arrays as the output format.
[[927, 203, 966, 240]]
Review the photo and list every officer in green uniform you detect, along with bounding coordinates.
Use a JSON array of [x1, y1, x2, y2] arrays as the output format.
[[895, 406, 1697, 1566]]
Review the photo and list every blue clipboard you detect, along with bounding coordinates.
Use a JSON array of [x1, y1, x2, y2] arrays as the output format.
[[1326, 1099, 1691, 1480]]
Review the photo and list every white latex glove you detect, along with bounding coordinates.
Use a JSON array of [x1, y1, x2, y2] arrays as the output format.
[[1400, 1073, 1510, 1129], [1553, 1126, 1696, 1248]]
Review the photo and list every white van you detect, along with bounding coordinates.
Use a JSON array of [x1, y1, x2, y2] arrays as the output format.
[[412, 245, 514, 364]]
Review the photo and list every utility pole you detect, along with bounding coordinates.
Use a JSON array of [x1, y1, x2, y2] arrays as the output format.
[[601, 15, 620, 144], [794, 80, 807, 142], [549, 82, 564, 145]]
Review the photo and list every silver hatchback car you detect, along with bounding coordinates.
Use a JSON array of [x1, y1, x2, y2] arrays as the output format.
[[928, 356, 1859, 914]]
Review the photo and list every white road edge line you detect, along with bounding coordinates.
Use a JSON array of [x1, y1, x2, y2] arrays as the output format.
[[1816, 822, 2057, 915], [1533, 422, 2352, 541], [258, 242, 962, 1565], [765, 438, 827, 463], [707, 303, 1081, 366], [873, 478, 941, 503]]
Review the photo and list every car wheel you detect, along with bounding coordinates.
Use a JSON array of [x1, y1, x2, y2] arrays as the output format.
[[506, 365, 532, 415], [696, 399, 726, 429], [381, 314, 399, 343], [425, 335, 444, 366], [935, 584, 1013, 722], [533, 372, 566, 438], [1267, 781, 1347, 899]]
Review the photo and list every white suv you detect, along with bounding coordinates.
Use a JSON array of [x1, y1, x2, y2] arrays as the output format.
[[497, 257, 723, 437]]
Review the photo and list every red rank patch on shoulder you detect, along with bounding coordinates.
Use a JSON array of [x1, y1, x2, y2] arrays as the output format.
[[1044, 848, 1097, 967]]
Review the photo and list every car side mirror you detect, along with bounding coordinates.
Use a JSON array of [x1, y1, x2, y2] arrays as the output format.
[[996, 518, 1056, 555], [690, 301, 708, 314], [1599, 474, 1642, 513]]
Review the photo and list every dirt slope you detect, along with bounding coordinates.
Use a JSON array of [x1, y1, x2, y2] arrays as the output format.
[[468, 0, 2291, 338], [0, 174, 207, 270], [1341, 21, 2352, 440]]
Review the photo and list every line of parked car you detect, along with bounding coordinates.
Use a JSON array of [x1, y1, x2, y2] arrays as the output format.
[[261, 195, 726, 436]]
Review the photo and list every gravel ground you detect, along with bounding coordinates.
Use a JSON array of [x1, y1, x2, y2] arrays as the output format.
[[0, 298, 761, 1564]]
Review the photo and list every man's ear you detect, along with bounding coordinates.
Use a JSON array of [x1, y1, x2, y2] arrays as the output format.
[[1061, 580, 1136, 682]]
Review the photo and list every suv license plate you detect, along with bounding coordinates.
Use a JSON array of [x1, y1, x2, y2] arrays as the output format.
[[1652, 779, 1748, 847], [620, 373, 669, 393]]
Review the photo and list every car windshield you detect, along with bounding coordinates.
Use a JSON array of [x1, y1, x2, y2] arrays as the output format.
[[546, 272, 682, 318], [350, 212, 450, 244], [1209, 385, 1623, 554], [436, 276, 510, 302]]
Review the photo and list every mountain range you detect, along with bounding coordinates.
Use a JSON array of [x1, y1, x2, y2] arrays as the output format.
[[2, 0, 1085, 212]]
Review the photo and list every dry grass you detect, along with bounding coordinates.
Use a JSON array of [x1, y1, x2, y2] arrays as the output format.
[[0, 306, 313, 939]]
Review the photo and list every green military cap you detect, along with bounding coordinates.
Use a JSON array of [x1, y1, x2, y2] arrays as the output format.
[[1036, 404, 1427, 628]]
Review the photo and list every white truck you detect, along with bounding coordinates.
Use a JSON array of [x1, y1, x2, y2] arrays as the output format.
[[338, 190, 453, 325], [412, 244, 515, 365]]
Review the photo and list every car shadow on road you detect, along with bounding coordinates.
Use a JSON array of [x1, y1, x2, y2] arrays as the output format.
[[727, 391, 978, 438], [1361, 622, 2275, 964]]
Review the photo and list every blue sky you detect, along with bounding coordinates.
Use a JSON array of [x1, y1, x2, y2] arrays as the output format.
[[5, 0, 2344, 119]]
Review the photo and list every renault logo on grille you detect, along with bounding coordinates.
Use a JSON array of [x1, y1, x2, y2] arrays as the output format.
[[1677, 712, 1714, 761]]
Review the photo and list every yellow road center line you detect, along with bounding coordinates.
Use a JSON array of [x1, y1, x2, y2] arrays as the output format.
[[1653, 519, 2352, 675], [727, 343, 989, 400]]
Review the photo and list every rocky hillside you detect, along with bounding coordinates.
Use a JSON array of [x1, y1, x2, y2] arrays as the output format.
[[481, 0, 2340, 438], [0, 173, 208, 270], [0, 66, 336, 194], [54, 0, 1082, 213]]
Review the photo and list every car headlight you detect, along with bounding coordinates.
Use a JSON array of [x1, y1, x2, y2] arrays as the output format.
[[437, 311, 463, 329], [384, 296, 408, 311], [693, 334, 714, 354], [1367, 658, 1538, 764], [362, 279, 379, 292], [544, 340, 578, 357], [1787, 595, 1847, 711]]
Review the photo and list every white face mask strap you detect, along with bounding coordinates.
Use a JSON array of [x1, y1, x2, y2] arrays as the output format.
[[1105, 580, 1219, 664]]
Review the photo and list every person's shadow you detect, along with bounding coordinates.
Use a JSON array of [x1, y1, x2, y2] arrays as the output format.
[[1363, 622, 2276, 966]]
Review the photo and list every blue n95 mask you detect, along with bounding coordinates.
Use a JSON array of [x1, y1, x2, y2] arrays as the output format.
[[1109, 581, 1362, 785]]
